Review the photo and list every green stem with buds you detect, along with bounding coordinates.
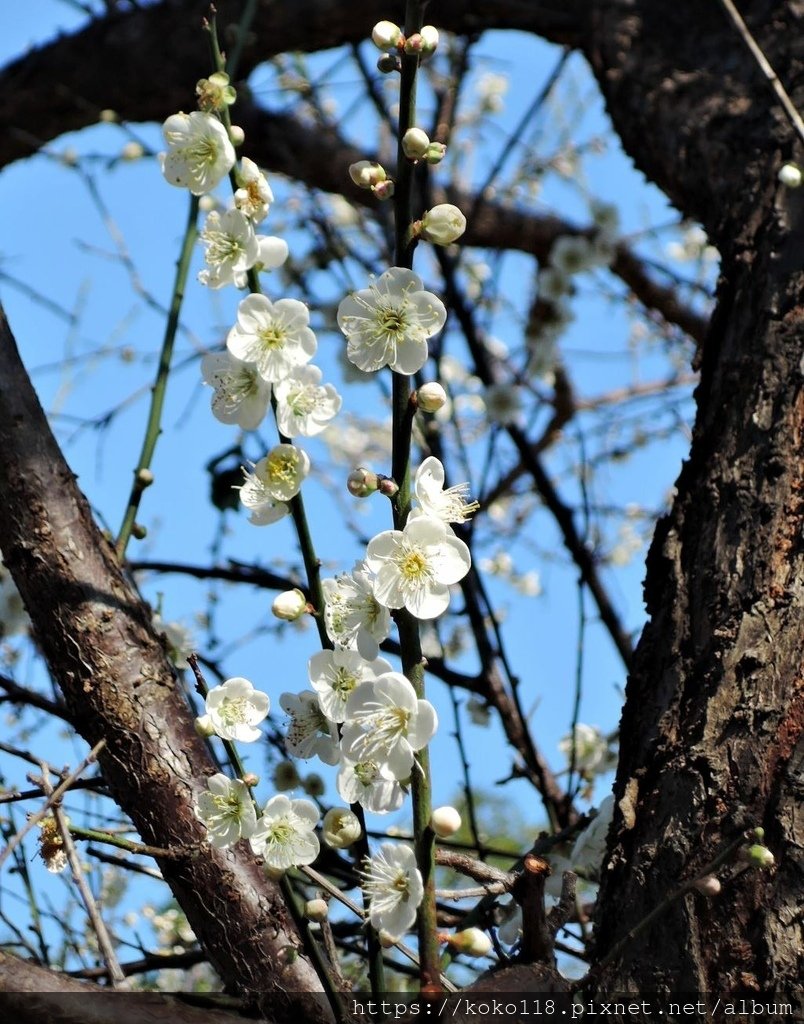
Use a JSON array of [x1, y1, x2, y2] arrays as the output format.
[[390, 0, 441, 994]]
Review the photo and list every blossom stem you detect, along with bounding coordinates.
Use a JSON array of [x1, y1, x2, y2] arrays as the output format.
[[389, 0, 441, 994], [115, 194, 198, 560]]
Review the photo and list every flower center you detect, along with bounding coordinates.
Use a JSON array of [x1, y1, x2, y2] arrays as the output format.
[[332, 667, 358, 697], [266, 821, 294, 845], [266, 451, 298, 483], [289, 385, 318, 416], [258, 325, 286, 350], [354, 759, 380, 786], [204, 230, 244, 266], [218, 697, 248, 725], [378, 306, 405, 336], [399, 548, 430, 581]]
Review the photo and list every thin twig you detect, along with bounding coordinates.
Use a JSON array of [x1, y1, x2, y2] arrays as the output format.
[[0, 739, 106, 872], [38, 763, 128, 988], [717, 0, 804, 147]]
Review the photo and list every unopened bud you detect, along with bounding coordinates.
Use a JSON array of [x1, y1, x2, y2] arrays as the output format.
[[424, 142, 447, 164], [372, 178, 395, 201], [431, 805, 462, 838], [271, 588, 308, 621], [377, 476, 399, 498], [131, 522, 148, 540], [273, 760, 301, 791], [420, 25, 439, 54], [304, 898, 329, 922], [416, 382, 447, 412], [241, 772, 259, 787], [377, 53, 402, 74], [778, 162, 802, 188], [742, 844, 775, 869], [136, 468, 155, 487], [402, 127, 431, 160], [404, 32, 424, 55], [442, 927, 491, 957], [303, 773, 325, 798], [194, 714, 215, 738], [99, 108, 118, 123], [420, 204, 466, 246], [349, 160, 387, 189], [229, 124, 245, 147], [371, 20, 402, 50], [347, 468, 379, 497], [121, 141, 144, 162], [322, 807, 363, 849], [693, 875, 721, 896]]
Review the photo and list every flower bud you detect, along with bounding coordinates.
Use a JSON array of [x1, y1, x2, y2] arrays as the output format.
[[241, 772, 259, 787], [424, 142, 447, 164], [742, 843, 775, 869], [272, 588, 308, 621], [304, 898, 329, 922], [371, 20, 402, 50], [693, 875, 721, 896], [416, 382, 447, 412], [372, 179, 395, 201], [377, 476, 399, 498], [420, 204, 466, 246], [194, 714, 215, 738], [303, 773, 325, 798], [131, 522, 148, 540], [377, 53, 402, 74], [322, 807, 363, 849], [443, 927, 491, 957], [402, 127, 431, 160], [229, 124, 245, 147], [273, 760, 301, 791], [99, 108, 118, 123], [121, 141, 144, 162], [349, 160, 387, 189], [420, 25, 439, 54], [778, 162, 802, 188], [403, 33, 424, 55], [347, 468, 379, 497], [136, 468, 155, 487], [431, 805, 462, 838]]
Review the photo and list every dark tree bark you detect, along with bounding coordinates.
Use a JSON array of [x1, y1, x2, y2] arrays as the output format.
[[0, 0, 802, 1008], [583, 0, 804, 1002]]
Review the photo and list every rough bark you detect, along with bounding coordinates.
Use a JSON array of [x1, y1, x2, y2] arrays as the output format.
[[0, 306, 330, 1021], [584, 0, 804, 1000]]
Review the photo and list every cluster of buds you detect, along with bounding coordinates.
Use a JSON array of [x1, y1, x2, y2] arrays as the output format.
[[349, 160, 394, 201], [371, 21, 439, 67], [402, 127, 447, 165], [347, 468, 399, 498]]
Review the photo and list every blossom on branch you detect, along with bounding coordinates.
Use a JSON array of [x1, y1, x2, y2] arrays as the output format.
[[197, 209, 259, 289], [308, 648, 392, 723], [412, 456, 479, 527], [340, 672, 437, 780], [322, 561, 392, 659], [201, 676, 270, 742], [337, 267, 446, 375], [280, 691, 340, 765], [227, 294, 317, 383], [274, 365, 342, 437], [194, 774, 257, 848], [249, 795, 320, 873], [159, 111, 235, 194], [361, 843, 423, 941], [200, 350, 272, 430], [365, 517, 471, 619], [234, 157, 273, 222]]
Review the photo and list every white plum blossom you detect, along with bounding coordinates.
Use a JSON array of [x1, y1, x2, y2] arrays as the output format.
[[234, 157, 273, 222], [249, 795, 320, 873], [337, 755, 405, 814], [203, 676, 270, 742], [337, 267, 447, 375], [200, 350, 271, 430], [413, 456, 479, 527], [280, 691, 340, 765], [322, 562, 392, 659], [571, 795, 615, 880], [365, 517, 471, 619], [340, 672, 437, 780], [194, 773, 257, 848], [271, 588, 308, 621], [238, 445, 310, 525], [361, 843, 423, 941], [198, 209, 259, 289], [159, 111, 235, 194], [558, 723, 610, 774], [548, 235, 600, 277], [227, 294, 317, 383], [274, 365, 342, 437], [308, 649, 393, 723]]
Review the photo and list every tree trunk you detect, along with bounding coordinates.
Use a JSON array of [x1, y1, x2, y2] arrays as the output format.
[[584, 0, 804, 999]]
